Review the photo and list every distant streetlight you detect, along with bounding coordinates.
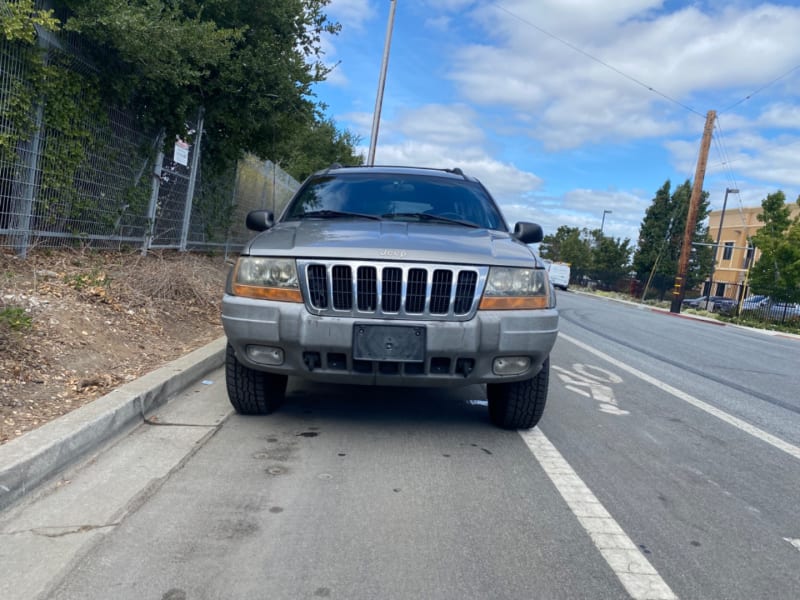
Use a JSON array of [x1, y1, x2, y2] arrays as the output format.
[[600, 210, 612, 233], [705, 187, 739, 311]]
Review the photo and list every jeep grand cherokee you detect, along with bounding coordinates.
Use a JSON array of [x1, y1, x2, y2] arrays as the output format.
[[222, 165, 559, 429]]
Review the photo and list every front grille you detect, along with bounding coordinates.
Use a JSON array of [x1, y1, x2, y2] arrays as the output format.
[[299, 260, 487, 320]]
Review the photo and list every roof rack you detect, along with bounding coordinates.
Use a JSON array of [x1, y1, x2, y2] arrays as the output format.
[[320, 162, 344, 176], [443, 167, 467, 180]]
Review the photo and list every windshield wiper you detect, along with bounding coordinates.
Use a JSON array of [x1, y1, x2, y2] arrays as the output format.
[[382, 212, 481, 228], [301, 210, 382, 221]]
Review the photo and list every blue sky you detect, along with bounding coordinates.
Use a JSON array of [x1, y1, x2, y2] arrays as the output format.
[[317, 0, 800, 244]]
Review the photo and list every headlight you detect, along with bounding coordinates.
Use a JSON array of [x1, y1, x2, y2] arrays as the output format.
[[479, 267, 551, 310], [232, 257, 302, 302]]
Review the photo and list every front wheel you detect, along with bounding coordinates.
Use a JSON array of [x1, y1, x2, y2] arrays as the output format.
[[487, 358, 549, 430], [225, 344, 287, 415]]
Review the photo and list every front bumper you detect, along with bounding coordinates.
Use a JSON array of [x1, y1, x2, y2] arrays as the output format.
[[222, 294, 559, 387]]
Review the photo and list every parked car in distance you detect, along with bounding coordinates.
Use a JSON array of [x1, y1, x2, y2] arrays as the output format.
[[767, 302, 800, 321], [546, 261, 571, 291], [740, 295, 769, 311], [738, 295, 800, 321], [681, 295, 736, 313]]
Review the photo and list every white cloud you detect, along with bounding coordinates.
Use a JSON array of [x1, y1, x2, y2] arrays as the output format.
[[424, 15, 452, 32], [756, 103, 800, 130], [326, 0, 376, 30], [345, 103, 544, 219], [443, 1, 800, 149], [327, 1, 800, 245], [392, 104, 486, 147]]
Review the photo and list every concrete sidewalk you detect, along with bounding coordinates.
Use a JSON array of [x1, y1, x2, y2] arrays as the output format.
[[0, 336, 227, 511]]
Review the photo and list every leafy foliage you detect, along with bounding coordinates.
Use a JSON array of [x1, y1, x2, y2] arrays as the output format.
[[1, 1, 107, 229], [632, 180, 712, 299], [280, 117, 364, 181], [0, 306, 32, 331], [1, 0, 59, 44], [54, 0, 354, 171], [749, 191, 800, 303], [3, 0, 361, 239], [589, 231, 633, 284], [540, 226, 632, 289]]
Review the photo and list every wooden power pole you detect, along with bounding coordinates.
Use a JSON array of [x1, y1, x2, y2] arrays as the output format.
[[670, 109, 716, 314]]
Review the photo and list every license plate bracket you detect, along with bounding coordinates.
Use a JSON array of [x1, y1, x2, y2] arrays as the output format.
[[353, 324, 426, 362]]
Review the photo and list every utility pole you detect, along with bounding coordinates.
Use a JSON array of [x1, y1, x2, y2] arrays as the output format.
[[670, 109, 716, 314]]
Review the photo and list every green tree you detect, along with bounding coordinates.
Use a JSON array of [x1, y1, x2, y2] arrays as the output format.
[[749, 191, 800, 304], [632, 180, 712, 299], [540, 226, 593, 282], [588, 231, 633, 287], [279, 117, 364, 182], [54, 0, 356, 170]]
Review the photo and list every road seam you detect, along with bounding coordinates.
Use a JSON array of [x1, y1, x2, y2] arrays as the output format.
[[520, 428, 678, 600], [559, 333, 800, 461]]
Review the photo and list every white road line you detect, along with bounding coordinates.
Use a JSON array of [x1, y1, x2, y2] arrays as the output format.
[[559, 333, 800, 461], [520, 429, 678, 600]]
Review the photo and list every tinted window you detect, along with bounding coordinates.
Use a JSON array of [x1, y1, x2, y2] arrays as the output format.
[[284, 173, 507, 230]]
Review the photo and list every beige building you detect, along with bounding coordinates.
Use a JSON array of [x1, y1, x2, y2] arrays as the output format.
[[706, 203, 800, 298]]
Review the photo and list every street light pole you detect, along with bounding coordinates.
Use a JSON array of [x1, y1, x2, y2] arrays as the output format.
[[705, 187, 738, 311], [264, 93, 280, 214], [367, 0, 397, 166], [600, 210, 612, 233]]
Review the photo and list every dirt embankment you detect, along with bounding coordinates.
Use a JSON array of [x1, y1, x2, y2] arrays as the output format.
[[1, 249, 230, 444]]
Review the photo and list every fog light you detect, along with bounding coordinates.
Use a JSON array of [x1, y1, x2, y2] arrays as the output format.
[[493, 356, 530, 376], [246, 345, 284, 365]]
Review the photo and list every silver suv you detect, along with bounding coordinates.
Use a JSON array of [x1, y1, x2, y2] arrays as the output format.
[[222, 165, 559, 429]]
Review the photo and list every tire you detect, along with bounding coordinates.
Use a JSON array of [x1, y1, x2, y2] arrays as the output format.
[[487, 358, 549, 430], [225, 343, 287, 415]]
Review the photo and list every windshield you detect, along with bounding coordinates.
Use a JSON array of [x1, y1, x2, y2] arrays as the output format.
[[283, 173, 507, 230]]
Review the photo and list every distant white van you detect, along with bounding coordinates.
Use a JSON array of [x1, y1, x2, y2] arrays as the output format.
[[546, 261, 571, 290]]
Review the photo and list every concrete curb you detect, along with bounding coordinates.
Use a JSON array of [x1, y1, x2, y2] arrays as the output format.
[[0, 336, 227, 512]]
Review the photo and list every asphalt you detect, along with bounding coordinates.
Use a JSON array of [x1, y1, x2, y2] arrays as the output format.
[[1, 296, 797, 514], [0, 337, 227, 512]]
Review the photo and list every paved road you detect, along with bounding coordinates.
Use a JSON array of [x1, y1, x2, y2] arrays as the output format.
[[2, 292, 799, 599]]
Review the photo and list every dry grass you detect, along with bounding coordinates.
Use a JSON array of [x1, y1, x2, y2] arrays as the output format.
[[0, 248, 230, 444]]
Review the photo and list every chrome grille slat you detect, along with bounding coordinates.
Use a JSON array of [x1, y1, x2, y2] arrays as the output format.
[[406, 269, 426, 313], [383, 267, 402, 312], [332, 265, 352, 310], [298, 260, 487, 321], [455, 271, 477, 314]]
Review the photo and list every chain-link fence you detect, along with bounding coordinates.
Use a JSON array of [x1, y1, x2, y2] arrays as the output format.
[[1, 21, 299, 259]]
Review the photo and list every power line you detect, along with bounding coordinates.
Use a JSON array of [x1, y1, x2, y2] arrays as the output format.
[[720, 64, 800, 113], [712, 118, 741, 192], [487, 1, 705, 118]]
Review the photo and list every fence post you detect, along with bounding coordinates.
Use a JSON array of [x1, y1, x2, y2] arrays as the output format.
[[180, 107, 205, 251], [12, 101, 44, 259], [142, 130, 165, 255]]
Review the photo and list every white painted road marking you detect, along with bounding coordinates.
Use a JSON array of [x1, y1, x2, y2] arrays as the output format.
[[521, 429, 678, 600], [785, 538, 800, 552], [553, 363, 629, 415], [559, 333, 800, 462]]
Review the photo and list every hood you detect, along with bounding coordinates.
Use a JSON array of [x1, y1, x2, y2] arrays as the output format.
[[243, 220, 542, 268]]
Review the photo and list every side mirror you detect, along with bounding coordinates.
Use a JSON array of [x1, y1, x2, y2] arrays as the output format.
[[513, 221, 543, 244], [245, 210, 274, 232]]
